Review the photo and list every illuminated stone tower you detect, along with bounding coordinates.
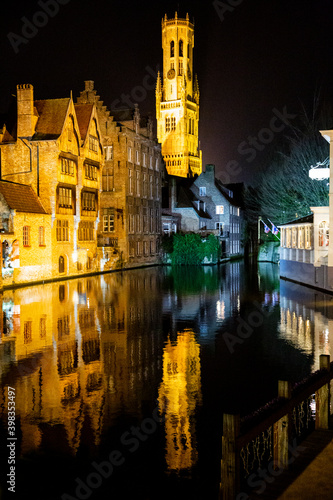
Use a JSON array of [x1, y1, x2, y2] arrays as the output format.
[[156, 12, 202, 178]]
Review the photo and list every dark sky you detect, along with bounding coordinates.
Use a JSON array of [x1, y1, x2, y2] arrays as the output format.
[[1, 0, 333, 184]]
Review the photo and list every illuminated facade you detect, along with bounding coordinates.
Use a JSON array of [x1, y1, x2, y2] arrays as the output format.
[[0, 84, 104, 284], [77, 81, 163, 267], [156, 13, 202, 178], [279, 207, 330, 289]]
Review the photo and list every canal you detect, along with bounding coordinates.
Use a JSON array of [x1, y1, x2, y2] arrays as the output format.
[[0, 260, 332, 499]]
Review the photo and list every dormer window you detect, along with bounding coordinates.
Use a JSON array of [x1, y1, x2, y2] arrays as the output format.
[[89, 136, 98, 153]]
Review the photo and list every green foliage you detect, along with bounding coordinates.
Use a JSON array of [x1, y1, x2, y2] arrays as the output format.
[[164, 233, 221, 265]]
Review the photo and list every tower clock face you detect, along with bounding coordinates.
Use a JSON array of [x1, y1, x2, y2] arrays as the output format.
[[167, 68, 175, 79]]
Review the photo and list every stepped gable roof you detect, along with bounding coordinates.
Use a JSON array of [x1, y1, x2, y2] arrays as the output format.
[[33, 98, 70, 140], [74, 103, 94, 141], [111, 107, 134, 124], [278, 213, 314, 226], [0, 181, 47, 214]]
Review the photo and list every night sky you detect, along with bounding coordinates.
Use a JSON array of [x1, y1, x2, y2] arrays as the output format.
[[1, 0, 333, 184]]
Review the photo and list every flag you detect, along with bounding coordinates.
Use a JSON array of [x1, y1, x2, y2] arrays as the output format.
[[263, 222, 270, 233], [271, 223, 279, 235]]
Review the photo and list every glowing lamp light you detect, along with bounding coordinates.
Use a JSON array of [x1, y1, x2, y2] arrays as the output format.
[[309, 167, 330, 180]]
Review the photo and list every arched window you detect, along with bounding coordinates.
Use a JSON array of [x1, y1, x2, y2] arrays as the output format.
[[170, 41, 174, 58], [187, 43, 190, 58], [179, 40, 183, 57], [59, 255, 65, 274], [319, 221, 329, 247]]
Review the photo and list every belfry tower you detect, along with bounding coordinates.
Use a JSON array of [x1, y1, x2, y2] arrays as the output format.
[[156, 12, 202, 178]]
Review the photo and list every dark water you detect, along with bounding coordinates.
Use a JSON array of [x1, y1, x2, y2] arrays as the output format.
[[0, 261, 332, 500]]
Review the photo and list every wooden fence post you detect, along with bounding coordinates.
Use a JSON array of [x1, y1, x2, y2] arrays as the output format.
[[273, 380, 292, 470], [316, 354, 331, 430], [220, 414, 240, 500]]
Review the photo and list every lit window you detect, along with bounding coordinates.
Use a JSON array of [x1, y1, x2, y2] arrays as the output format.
[[59, 187, 72, 208], [199, 187, 206, 196], [292, 227, 298, 248], [179, 40, 183, 57], [305, 226, 312, 249], [298, 226, 305, 249], [23, 226, 30, 246], [135, 150, 140, 165], [89, 136, 98, 152], [85, 163, 97, 180], [78, 221, 94, 241], [104, 145, 113, 161], [60, 157, 75, 175], [128, 147, 133, 162], [39, 226, 45, 246], [165, 116, 171, 133], [56, 220, 69, 242], [216, 205, 224, 214], [319, 221, 329, 247], [286, 228, 291, 248], [81, 192, 96, 211], [170, 40, 174, 58], [103, 213, 115, 232]]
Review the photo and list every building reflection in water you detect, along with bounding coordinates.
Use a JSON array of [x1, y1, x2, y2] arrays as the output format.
[[0, 269, 163, 460], [158, 329, 202, 472], [279, 280, 333, 370]]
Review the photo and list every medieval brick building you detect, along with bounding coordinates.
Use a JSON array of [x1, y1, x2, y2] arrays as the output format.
[[0, 83, 104, 284], [77, 81, 163, 268]]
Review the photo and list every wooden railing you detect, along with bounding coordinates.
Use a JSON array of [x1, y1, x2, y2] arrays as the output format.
[[219, 355, 333, 499]]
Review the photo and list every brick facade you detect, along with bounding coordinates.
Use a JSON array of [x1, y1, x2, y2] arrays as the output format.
[[77, 81, 163, 269]]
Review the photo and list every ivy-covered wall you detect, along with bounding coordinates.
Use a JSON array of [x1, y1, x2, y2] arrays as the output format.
[[162, 233, 221, 265]]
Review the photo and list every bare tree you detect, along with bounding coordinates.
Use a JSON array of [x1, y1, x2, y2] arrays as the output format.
[[258, 94, 330, 224]]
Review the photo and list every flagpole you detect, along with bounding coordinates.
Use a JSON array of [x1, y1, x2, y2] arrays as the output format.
[[267, 218, 281, 241]]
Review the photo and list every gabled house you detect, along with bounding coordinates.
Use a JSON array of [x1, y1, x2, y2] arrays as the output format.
[[0, 83, 104, 284], [162, 164, 244, 259]]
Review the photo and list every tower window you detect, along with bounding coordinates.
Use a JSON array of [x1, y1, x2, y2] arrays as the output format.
[[179, 40, 183, 57], [187, 43, 190, 58], [179, 60, 183, 75], [171, 116, 176, 131], [170, 40, 174, 58], [165, 116, 171, 133]]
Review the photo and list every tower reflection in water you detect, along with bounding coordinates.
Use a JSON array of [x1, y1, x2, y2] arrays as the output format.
[[158, 329, 202, 472]]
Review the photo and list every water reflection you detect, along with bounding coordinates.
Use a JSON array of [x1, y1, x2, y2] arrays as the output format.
[[0, 263, 333, 499], [158, 329, 202, 472], [279, 280, 333, 369], [0, 271, 163, 462]]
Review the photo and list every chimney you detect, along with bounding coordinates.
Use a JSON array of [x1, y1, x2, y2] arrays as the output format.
[[204, 164, 215, 181], [16, 84, 36, 138]]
